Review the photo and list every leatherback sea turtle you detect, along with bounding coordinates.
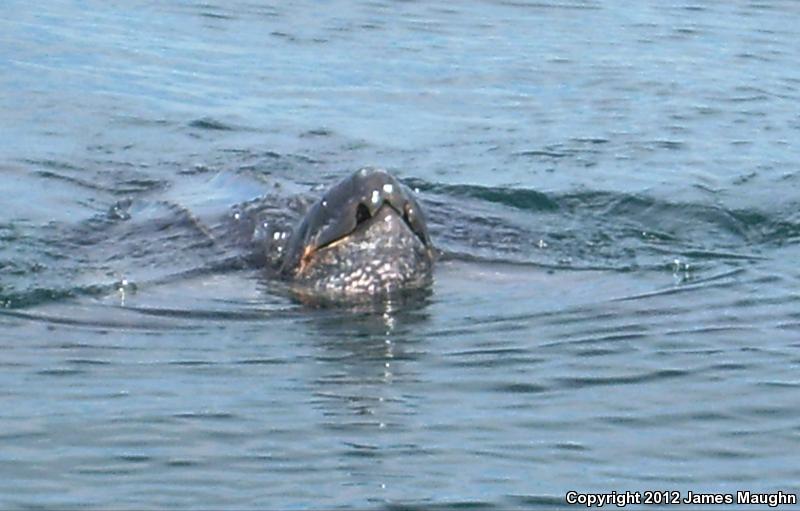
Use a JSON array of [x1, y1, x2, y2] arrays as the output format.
[[277, 168, 435, 300]]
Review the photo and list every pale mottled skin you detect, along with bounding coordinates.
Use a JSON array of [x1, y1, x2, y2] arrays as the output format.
[[279, 168, 434, 299]]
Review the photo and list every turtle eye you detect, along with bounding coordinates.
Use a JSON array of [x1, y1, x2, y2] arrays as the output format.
[[356, 203, 371, 225], [403, 202, 413, 225]]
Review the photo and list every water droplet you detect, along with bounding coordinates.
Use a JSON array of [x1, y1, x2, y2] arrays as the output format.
[[117, 278, 134, 306], [371, 190, 380, 204], [382, 183, 393, 194]]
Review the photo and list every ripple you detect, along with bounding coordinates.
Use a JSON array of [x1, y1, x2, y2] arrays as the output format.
[[172, 412, 238, 421], [555, 369, 691, 389], [187, 117, 236, 131]]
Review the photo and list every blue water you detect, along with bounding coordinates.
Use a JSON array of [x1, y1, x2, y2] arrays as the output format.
[[2, 1, 800, 509]]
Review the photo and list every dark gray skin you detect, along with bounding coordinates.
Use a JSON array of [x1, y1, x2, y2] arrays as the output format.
[[279, 168, 435, 299]]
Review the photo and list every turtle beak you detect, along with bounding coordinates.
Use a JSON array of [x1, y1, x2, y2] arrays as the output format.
[[296, 245, 315, 275]]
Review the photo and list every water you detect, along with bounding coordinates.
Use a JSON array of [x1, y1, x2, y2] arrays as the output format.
[[2, 0, 799, 508]]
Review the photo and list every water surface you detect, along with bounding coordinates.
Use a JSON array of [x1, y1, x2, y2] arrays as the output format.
[[2, 0, 800, 508]]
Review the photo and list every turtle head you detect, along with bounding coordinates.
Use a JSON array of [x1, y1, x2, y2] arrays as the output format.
[[280, 168, 434, 298]]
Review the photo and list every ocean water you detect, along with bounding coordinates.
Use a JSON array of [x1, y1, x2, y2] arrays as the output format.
[[2, 0, 799, 509]]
